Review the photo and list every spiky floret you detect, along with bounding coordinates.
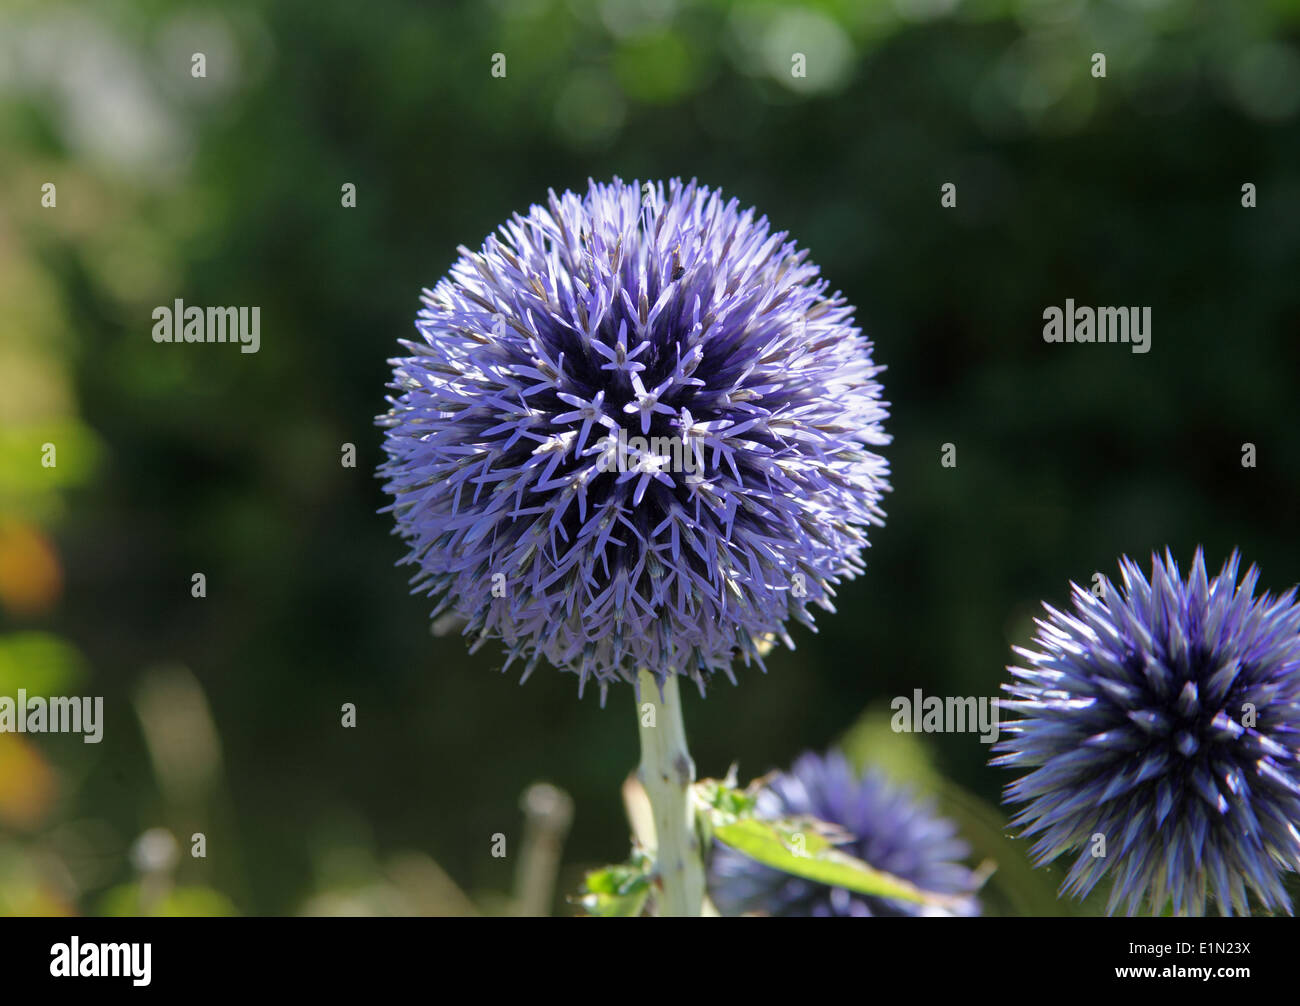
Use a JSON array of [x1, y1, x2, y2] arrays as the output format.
[[378, 178, 889, 700], [710, 751, 980, 916], [993, 549, 1300, 915]]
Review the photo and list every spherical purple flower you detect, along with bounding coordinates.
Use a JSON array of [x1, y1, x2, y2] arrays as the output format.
[[378, 178, 889, 700], [993, 549, 1300, 916], [710, 751, 981, 916]]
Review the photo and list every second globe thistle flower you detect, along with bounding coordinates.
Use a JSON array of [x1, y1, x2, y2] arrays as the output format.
[[993, 549, 1300, 916]]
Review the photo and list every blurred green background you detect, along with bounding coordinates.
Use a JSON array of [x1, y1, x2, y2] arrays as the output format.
[[2, 0, 1298, 916]]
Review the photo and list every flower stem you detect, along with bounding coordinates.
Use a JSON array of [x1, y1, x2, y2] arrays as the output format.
[[635, 668, 705, 917]]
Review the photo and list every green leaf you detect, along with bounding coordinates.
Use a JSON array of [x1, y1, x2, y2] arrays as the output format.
[[576, 858, 652, 918], [712, 816, 965, 911], [694, 774, 760, 817]]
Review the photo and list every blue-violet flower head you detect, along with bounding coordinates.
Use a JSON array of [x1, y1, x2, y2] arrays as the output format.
[[378, 178, 890, 700], [993, 548, 1300, 915]]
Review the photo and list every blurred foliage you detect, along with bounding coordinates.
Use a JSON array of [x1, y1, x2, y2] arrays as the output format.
[[1, 0, 1298, 915]]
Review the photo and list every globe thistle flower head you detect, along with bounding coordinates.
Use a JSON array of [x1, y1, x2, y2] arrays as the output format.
[[710, 751, 981, 916], [993, 548, 1300, 916], [378, 178, 889, 701]]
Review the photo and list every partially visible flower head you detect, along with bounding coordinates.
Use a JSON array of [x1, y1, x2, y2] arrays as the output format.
[[993, 549, 1300, 916], [710, 751, 981, 916], [378, 178, 889, 700]]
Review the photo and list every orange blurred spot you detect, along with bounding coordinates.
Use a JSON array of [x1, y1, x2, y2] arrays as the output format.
[[0, 733, 58, 830], [0, 519, 62, 616]]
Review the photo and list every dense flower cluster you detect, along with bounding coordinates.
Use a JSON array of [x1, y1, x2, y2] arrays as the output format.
[[994, 549, 1300, 915], [379, 178, 889, 699]]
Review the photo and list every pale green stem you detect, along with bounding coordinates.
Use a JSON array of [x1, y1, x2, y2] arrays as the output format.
[[635, 668, 705, 917]]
